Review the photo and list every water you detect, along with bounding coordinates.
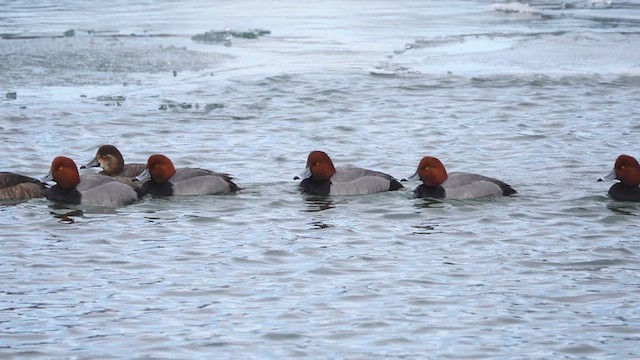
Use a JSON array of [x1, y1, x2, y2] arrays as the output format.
[[2, 0, 640, 358]]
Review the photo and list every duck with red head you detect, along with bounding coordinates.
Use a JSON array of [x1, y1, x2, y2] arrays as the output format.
[[294, 150, 403, 196], [81, 145, 147, 177], [598, 154, 640, 202], [41, 156, 144, 206], [133, 154, 239, 196], [0, 171, 47, 200], [407, 156, 516, 200]]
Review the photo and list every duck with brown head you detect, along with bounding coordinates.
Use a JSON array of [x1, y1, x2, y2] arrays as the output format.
[[294, 150, 403, 196], [407, 156, 517, 200], [133, 154, 240, 196], [598, 154, 640, 202], [42, 156, 144, 206], [81, 145, 147, 177]]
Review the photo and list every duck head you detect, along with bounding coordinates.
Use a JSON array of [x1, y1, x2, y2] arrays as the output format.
[[295, 150, 337, 181], [81, 145, 126, 176], [135, 154, 176, 183], [407, 156, 448, 187], [41, 156, 81, 189]]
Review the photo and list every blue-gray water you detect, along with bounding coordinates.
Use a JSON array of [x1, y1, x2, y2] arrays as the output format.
[[2, 0, 640, 358]]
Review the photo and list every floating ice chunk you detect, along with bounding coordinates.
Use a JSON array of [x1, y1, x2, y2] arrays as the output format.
[[489, 2, 541, 14]]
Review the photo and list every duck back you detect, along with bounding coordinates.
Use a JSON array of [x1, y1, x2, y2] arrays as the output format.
[[80, 175, 141, 206], [48, 175, 141, 206], [143, 168, 238, 196], [103, 163, 148, 190], [113, 163, 147, 178], [329, 176, 399, 196], [0, 172, 47, 200], [441, 172, 516, 199], [300, 166, 402, 196]]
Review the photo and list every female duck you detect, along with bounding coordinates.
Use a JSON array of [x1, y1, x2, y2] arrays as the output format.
[[41, 156, 144, 206], [408, 156, 516, 200], [81, 145, 147, 178], [133, 154, 239, 196], [598, 154, 640, 202], [0, 172, 47, 200], [294, 150, 403, 196]]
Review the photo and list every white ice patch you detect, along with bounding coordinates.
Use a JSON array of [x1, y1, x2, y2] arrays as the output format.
[[489, 2, 541, 14]]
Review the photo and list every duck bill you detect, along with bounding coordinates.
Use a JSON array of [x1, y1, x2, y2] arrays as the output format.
[[598, 169, 617, 182], [134, 168, 151, 182], [80, 157, 100, 169], [406, 171, 420, 181], [294, 167, 312, 181], [39, 171, 53, 183], [39, 171, 55, 187]]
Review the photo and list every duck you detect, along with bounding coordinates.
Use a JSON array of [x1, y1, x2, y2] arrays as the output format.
[[598, 154, 640, 202], [41, 156, 144, 206], [294, 150, 403, 196], [0, 172, 47, 200], [81, 144, 147, 176], [407, 156, 516, 199], [133, 154, 239, 196]]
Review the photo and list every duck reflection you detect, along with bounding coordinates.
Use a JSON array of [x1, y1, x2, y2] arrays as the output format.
[[301, 195, 335, 212], [309, 221, 332, 229], [606, 202, 639, 216], [411, 224, 441, 235], [47, 202, 120, 223], [412, 198, 445, 209], [48, 204, 84, 223]]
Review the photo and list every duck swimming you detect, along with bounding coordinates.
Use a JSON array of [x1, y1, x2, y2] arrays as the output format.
[[598, 154, 640, 202], [133, 154, 239, 196], [42, 156, 144, 206], [408, 156, 516, 200], [81, 145, 147, 177], [295, 150, 403, 196], [0, 172, 47, 200]]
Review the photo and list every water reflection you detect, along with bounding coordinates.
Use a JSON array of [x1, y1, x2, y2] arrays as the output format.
[[0, 199, 28, 207], [606, 203, 639, 216], [301, 196, 335, 212], [47, 202, 123, 223], [309, 221, 332, 229], [412, 198, 445, 209], [411, 224, 441, 235], [48, 204, 84, 223]]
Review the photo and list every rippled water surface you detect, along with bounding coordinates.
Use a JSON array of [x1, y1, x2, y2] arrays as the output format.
[[2, 0, 640, 358]]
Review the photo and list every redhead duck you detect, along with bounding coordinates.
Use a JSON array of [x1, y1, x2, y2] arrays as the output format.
[[41, 156, 144, 206], [0, 172, 47, 200], [598, 154, 640, 202], [294, 150, 403, 196], [81, 144, 147, 177], [133, 154, 239, 196], [408, 156, 516, 199]]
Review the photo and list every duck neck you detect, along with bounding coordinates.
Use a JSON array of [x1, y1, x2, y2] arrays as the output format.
[[415, 184, 446, 199], [142, 180, 174, 196], [48, 185, 81, 204]]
